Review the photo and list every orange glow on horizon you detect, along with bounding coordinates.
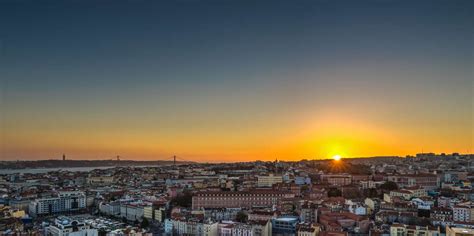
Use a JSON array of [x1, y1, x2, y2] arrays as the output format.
[[1, 108, 472, 162]]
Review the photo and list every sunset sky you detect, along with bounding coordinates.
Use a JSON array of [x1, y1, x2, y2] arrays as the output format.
[[1, 0, 473, 162]]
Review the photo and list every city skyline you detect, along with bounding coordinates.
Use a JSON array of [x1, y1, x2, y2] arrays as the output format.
[[1, 0, 473, 162]]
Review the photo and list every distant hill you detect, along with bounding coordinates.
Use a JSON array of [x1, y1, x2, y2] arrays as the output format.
[[0, 159, 193, 169]]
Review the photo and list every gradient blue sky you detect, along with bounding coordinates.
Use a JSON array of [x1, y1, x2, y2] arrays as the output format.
[[1, 0, 472, 161]]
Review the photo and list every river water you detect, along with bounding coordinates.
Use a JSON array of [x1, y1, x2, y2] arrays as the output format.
[[0, 165, 164, 175]]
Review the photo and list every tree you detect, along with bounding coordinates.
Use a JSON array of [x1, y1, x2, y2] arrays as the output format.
[[415, 217, 431, 226], [235, 211, 248, 223], [380, 181, 398, 191], [98, 228, 107, 236], [440, 188, 455, 197], [363, 188, 378, 198], [318, 162, 372, 175], [327, 188, 342, 197], [171, 190, 193, 208], [301, 185, 309, 192], [141, 217, 150, 228], [343, 188, 362, 199]]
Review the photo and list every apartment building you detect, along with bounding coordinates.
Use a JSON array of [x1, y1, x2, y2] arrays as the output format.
[[386, 174, 439, 190], [192, 190, 295, 209], [29, 191, 86, 217], [297, 223, 320, 236], [257, 174, 283, 187], [46, 216, 98, 236], [446, 226, 474, 236], [453, 203, 474, 223], [165, 218, 218, 236], [320, 174, 352, 186], [120, 203, 146, 221], [390, 224, 440, 236], [87, 175, 114, 186]]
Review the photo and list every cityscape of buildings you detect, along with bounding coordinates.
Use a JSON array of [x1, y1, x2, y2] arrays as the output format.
[[0, 153, 472, 236], [2, 0, 472, 236]]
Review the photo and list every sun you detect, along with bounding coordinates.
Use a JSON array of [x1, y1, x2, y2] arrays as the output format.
[[332, 155, 341, 161]]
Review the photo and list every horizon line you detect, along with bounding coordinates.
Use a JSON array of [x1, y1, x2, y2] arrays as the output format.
[[1, 152, 472, 163]]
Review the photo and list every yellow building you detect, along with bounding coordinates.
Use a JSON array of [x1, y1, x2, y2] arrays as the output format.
[[154, 207, 166, 222], [0, 206, 26, 218], [390, 224, 440, 236], [257, 174, 283, 187], [144, 206, 153, 220], [11, 210, 26, 218], [297, 223, 321, 236], [87, 175, 114, 186], [446, 226, 474, 236]]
